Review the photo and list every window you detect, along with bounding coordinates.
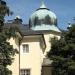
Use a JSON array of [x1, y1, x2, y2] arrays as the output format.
[[22, 44, 29, 53], [20, 69, 30, 75]]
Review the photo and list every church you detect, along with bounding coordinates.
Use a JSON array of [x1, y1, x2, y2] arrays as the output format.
[[5, 1, 61, 75]]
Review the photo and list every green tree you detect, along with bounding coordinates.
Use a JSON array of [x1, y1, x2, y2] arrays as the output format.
[[0, 0, 18, 75], [47, 24, 75, 75]]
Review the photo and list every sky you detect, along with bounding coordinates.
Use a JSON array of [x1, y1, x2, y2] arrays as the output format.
[[5, 0, 75, 30]]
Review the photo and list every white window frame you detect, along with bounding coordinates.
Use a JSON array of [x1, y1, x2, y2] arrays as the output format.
[[22, 44, 29, 53], [20, 69, 30, 75]]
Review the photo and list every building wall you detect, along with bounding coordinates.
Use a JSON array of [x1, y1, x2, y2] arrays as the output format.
[[20, 36, 43, 75], [42, 66, 52, 75], [7, 38, 19, 75], [19, 33, 60, 75], [44, 33, 60, 56], [8, 33, 60, 75]]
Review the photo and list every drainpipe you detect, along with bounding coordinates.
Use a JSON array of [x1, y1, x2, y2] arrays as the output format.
[[19, 37, 23, 75]]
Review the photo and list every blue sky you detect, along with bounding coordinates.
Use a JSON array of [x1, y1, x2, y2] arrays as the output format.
[[5, 0, 75, 30]]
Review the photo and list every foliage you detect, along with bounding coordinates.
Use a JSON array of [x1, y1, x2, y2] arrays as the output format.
[[47, 24, 75, 75], [0, 0, 18, 75]]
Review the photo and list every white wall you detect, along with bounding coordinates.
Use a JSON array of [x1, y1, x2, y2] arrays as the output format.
[[7, 38, 19, 75], [44, 33, 60, 56], [8, 32, 60, 75], [20, 36, 43, 75]]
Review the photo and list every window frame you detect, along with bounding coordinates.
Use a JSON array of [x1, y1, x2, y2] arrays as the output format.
[[22, 44, 29, 53], [20, 69, 30, 75]]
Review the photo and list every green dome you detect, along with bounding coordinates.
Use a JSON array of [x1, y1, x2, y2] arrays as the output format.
[[29, 3, 57, 28]]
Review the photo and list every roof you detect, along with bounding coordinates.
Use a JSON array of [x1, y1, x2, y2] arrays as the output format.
[[31, 24, 61, 32], [29, 2, 57, 29], [4, 23, 61, 36]]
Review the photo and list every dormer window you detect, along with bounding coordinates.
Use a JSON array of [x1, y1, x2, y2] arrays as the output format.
[[22, 44, 29, 53]]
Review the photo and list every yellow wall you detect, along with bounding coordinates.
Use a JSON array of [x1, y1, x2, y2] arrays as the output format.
[[44, 33, 60, 56], [7, 38, 19, 75], [8, 32, 60, 75], [20, 36, 43, 75]]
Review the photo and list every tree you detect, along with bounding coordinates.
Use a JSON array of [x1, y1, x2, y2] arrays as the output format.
[[0, 0, 18, 75], [47, 24, 75, 75]]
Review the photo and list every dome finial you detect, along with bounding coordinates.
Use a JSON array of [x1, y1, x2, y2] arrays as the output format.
[[41, 0, 44, 5], [40, 0, 47, 8]]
